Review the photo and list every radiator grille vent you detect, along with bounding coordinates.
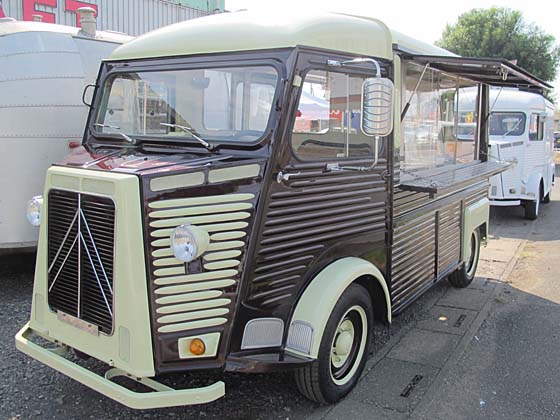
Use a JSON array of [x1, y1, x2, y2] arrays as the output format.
[[47, 189, 115, 334]]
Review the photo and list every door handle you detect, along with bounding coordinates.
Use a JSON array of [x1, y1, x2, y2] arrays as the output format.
[[276, 171, 301, 183]]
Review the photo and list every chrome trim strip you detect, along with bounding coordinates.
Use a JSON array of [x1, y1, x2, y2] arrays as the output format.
[[80, 208, 113, 295], [80, 234, 113, 317], [47, 211, 78, 274], [48, 234, 79, 293]]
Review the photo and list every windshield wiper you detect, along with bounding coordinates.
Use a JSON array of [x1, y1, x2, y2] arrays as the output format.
[[502, 119, 522, 138], [160, 123, 214, 151], [94, 123, 137, 145]]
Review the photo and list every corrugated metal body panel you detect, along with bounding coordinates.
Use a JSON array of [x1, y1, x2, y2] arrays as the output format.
[[247, 160, 388, 309], [142, 168, 264, 372], [2, 0, 209, 36], [391, 209, 436, 313], [393, 187, 431, 217], [148, 192, 255, 335], [437, 202, 461, 274], [390, 180, 489, 314], [464, 183, 489, 207]]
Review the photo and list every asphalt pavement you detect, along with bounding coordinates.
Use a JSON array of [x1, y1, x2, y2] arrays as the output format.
[[2, 178, 560, 420]]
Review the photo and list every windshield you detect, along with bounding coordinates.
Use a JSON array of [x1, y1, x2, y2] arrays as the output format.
[[93, 65, 279, 145], [489, 112, 526, 137]]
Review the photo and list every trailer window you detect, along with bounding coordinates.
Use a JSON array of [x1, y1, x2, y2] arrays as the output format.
[[489, 112, 526, 136], [529, 114, 544, 141], [94, 65, 279, 144], [291, 70, 374, 160], [400, 63, 477, 178]]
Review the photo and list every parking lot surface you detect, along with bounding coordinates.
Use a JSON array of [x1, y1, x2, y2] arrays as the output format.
[[2, 178, 560, 420]]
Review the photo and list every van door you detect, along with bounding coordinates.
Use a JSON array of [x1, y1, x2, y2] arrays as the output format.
[[526, 113, 546, 197], [245, 52, 391, 313]]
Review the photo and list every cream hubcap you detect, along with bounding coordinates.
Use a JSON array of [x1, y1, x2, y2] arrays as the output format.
[[331, 320, 355, 368], [329, 305, 368, 386]]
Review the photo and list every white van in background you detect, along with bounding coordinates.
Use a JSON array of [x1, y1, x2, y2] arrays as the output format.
[[0, 10, 131, 250], [487, 88, 555, 219]]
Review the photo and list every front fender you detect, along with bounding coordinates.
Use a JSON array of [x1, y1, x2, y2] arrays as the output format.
[[285, 257, 390, 359], [525, 172, 543, 199]]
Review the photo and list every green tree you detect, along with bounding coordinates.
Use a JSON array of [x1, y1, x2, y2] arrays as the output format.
[[437, 7, 560, 83]]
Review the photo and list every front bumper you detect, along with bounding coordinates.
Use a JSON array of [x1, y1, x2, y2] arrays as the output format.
[[15, 323, 225, 409], [489, 199, 522, 207]]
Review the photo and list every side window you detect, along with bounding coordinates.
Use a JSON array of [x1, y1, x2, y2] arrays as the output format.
[[401, 63, 478, 177], [529, 114, 544, 141], [291, 70, 373, 160]]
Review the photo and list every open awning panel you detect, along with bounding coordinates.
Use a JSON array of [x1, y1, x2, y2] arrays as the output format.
[[400, 54, 552, 92]]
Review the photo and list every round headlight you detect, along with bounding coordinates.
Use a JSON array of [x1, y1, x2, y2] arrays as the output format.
[[26, 196, 43, 227], [170, 225, 209, 262]]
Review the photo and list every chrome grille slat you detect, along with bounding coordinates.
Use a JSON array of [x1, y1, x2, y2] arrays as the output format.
[[47, 189, 115, 334]]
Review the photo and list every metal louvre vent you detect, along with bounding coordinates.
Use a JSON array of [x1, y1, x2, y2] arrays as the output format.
[[47, 189, 115, 334]]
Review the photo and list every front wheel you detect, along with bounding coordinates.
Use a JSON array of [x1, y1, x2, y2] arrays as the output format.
[[448, 229, 480, 288], [295, 284, 373, 404], [524, 196, 540, 220]]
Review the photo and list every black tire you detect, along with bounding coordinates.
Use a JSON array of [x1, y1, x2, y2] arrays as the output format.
[[543, 183, 551, 204], [525, 184, 542, 220], [295, 284, 373, 404], [448, 229, 480, 288]]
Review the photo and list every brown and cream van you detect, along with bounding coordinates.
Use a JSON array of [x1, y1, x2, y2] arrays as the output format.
[[16, 11, 551, 408]]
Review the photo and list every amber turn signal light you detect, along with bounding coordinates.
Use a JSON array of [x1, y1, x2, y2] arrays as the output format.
[[189, 338, 206, 355]]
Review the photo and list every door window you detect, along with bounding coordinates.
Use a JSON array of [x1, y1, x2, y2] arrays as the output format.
[[529, 114, 544, 141], [291, 70, 375, 160]]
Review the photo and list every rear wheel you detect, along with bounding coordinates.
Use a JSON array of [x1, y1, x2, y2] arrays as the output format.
[[448, 229, 480, 288], [295, 284, 373, 404]]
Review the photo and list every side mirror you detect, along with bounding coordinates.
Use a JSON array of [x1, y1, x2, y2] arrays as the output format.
[[82, 84, 96, 107], [361, 78, 394, 137]]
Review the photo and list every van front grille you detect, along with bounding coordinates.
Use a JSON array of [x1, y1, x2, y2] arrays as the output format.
[[47, 189, 116, 334]]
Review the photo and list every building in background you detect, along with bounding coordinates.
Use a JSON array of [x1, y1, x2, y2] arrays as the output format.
[[555, 109, 559, 132], [0, 0, 223, 35]]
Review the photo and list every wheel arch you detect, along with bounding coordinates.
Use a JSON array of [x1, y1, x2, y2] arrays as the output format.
[[285, 257, 390, 359], [526, 171, 544, 199], [462, 197, 489, 262]]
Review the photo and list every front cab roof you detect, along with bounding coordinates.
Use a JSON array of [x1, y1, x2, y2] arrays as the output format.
[[108, 11, 396, 61]]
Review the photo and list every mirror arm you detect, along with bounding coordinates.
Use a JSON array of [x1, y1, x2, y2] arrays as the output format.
[[401, 63, 430, 121], [327, 58, 382, 77]]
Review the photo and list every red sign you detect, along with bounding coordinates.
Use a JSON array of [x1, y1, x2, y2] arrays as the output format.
[[21, 0, 97, 26], [23, 0, 57, 23]]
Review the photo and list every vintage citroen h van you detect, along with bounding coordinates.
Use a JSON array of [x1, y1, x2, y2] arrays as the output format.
[[16, 11, 551, 408], [485, 88, 555, 220]]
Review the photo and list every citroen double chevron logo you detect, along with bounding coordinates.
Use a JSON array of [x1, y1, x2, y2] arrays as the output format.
[[48, 194, 113, 317]]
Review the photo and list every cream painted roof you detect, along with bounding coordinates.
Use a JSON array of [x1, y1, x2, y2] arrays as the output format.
[[109, 11, 397, 61], [391, 30, 456, 57], [0, 19, 132, 44]]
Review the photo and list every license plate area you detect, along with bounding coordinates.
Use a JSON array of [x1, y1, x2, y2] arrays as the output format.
[[57, 311, 99, 336]]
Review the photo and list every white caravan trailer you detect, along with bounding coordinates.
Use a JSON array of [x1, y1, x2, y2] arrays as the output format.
[[0, 12, 131, 249], [486, 88, 555, 219]]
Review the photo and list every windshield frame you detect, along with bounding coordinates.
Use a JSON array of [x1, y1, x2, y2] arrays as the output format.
[[86, 52, 288, 150]]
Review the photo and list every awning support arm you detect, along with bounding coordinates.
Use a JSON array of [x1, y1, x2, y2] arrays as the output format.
[[400, 63, 430, 121]]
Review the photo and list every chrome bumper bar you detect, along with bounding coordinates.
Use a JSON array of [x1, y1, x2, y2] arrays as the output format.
[[15, 323, 225, 409]]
